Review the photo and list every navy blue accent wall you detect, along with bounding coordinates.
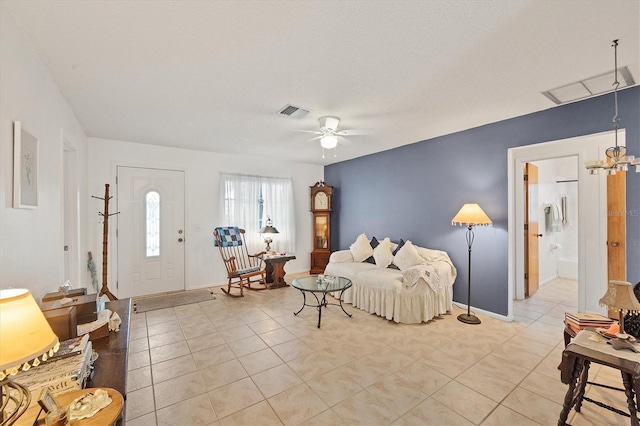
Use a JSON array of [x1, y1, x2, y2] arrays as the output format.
[[325, 87, 639, 316]]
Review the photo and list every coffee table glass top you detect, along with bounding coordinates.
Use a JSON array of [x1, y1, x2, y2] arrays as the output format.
[[292, 275, 351, 293]]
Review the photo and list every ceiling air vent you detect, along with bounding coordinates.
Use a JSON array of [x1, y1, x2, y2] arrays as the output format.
[[542, 66, 636, 105], [277, 104, 310, 119]]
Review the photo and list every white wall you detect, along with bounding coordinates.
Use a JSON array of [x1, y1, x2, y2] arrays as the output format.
[[87, 138, 323, 295], [0, 5, 89, 302]]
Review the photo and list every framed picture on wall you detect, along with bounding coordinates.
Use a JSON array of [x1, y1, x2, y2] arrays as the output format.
[[13, 121, 38, 208]]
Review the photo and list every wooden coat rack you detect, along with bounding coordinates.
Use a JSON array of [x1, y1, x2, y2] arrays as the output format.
[[92, 183, 119, 301]]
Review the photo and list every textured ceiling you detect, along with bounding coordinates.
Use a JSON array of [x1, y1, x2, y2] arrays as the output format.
[[2, 0, 639, 165]]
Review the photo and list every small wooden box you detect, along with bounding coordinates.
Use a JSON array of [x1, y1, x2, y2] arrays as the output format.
[[43, 306, 78, 341], [41, 294, 98, 324], [42, 288, 87, 303], [88, 323, 110, 341]]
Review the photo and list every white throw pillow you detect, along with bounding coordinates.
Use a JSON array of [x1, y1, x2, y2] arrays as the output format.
[[373, 238, 394, 268], [349, 233, 374, 263], [393, 240, 426, 271]]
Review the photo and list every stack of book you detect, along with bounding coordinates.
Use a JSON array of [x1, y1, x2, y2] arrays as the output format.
[[565, 312, 614, 334], [13, 335, 93, 407]]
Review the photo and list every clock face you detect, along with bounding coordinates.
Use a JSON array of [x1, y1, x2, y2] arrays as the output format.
[[314, 191, 329, 210]]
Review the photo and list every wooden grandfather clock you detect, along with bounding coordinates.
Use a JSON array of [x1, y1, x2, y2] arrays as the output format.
[[310, 182, 333, 274]]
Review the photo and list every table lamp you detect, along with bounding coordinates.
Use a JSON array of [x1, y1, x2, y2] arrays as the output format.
[[451, 203, 492, 325], [0, 289, 59, 425], [259, 216, 279, 253], [599, 280, 640, 337]]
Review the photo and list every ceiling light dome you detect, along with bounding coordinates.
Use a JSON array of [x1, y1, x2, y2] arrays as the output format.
[[320, 135, 338, 149]]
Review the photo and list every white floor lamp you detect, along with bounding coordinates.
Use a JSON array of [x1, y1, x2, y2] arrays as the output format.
[[452, 203, 492, 324]]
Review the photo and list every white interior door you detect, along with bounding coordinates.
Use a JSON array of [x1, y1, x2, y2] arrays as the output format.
[[117, 167, 185, 298]]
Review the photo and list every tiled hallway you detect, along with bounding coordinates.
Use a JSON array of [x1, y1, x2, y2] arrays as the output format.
[[124, 277, 630, 425]]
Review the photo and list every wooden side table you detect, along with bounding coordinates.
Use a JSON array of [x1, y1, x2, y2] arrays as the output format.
[[558, 330, 640, 426], [264, 255, 296, 288], [15, 388, 123, 426]]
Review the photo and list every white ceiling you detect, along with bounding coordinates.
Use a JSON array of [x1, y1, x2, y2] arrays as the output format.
[[3, 0, 639, 165]]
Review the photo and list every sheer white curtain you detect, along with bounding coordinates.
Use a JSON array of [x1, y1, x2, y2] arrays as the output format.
[[262, 176, 295, 254], [220, 173, 296, 254]]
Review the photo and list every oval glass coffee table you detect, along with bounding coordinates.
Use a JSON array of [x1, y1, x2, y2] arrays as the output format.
[[291, 275, 353, 328]]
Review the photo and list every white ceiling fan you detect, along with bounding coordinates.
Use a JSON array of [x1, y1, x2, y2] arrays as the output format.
[[299, 116, 371, 157]]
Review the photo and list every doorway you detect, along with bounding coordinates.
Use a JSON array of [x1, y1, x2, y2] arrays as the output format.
[[116, 166, 186, 298], [508, 131, 623, 319], [525, 157, 579, 300], [63, 141, 81, 288]]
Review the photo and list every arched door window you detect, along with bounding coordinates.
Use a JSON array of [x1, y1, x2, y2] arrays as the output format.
[[146, 191, 160, 257]]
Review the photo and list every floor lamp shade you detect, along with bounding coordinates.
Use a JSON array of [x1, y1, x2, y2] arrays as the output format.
[[451, 203, 493, 227], [452, 203, 492, 325]]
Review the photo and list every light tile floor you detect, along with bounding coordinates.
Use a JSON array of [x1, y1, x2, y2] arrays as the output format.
[[124, 276, 631, 425]]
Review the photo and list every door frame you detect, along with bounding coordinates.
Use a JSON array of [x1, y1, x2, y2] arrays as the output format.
[[508, 130, 624, 319], [111, 161, 188, 297]]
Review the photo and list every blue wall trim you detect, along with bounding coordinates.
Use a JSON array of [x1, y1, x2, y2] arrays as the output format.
[[325, 86, 639, 316]]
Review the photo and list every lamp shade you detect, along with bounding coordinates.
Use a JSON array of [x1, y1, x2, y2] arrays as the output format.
[[259, 216, 279, 235], [452, 203, 493, 226], [599, 280, 640, 313], [259, 225, 279, 234], [0, 289, 59, 379]]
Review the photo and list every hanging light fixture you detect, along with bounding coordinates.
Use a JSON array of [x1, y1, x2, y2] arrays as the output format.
[[585, 40, 640, 175], [320, 135, 338, 149], [320, 135, 338, 159]]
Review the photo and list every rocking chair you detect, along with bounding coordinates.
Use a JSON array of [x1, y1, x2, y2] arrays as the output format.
[[214, 226, 267, 296]]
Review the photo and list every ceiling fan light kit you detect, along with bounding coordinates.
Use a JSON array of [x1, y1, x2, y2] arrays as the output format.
[[320, 135, 338, 149]]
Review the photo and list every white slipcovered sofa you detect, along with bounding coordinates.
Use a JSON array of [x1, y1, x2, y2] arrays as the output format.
[[324, 234, 457, 324]]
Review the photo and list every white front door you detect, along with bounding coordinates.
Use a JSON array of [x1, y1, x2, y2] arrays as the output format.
[[117, 167, 185, 298]]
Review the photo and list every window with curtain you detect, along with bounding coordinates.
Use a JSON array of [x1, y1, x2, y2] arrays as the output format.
[[220, 173, 296, 254]]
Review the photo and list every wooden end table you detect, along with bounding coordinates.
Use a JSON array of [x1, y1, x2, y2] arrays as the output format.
[[558, 329, 640, 425], [264, 254, 296, 288]]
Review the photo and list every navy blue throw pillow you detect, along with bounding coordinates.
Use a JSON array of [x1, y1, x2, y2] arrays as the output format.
[[392, 239, 405, 256], [365, 236, 379, 264], [388, 239, 405, 269]]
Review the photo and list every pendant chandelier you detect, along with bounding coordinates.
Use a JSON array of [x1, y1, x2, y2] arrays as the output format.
[[585, 40, 640, 175]]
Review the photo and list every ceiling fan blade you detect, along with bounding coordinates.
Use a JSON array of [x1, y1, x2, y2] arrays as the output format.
[[337, 135, 352, 145], [335, 128, 372, 136], [294, 129, 322, 134]]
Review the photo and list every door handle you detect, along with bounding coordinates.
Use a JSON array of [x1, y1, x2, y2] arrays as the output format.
[[535, 234, 543, 237], [178, 238, 184, 243], [611, 241, 619, 247]]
